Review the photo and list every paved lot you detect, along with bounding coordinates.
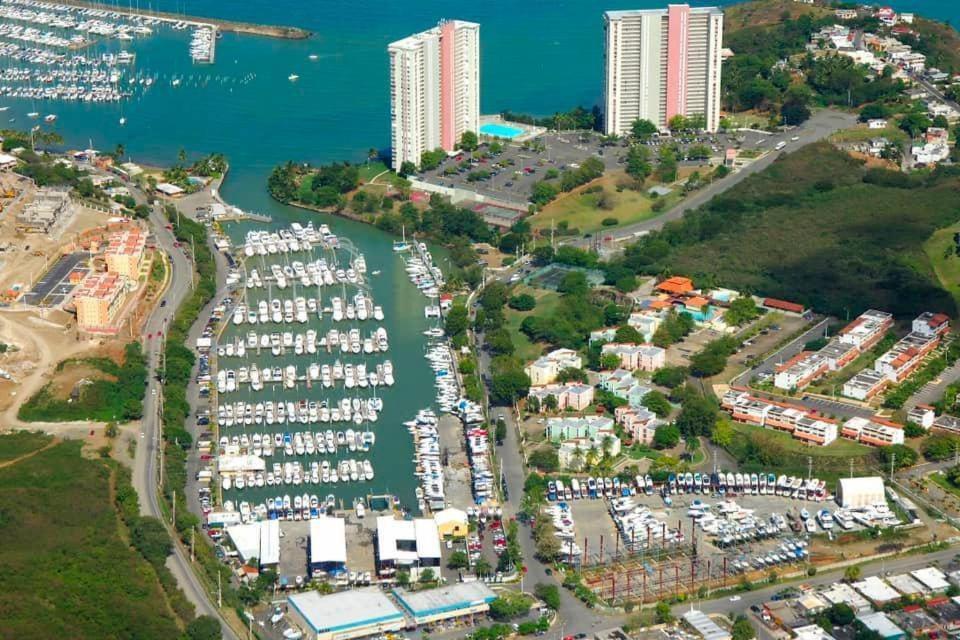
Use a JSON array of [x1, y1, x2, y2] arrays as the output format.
[[415, 129, 762, 208], [21, 251, 89, 307], [732, 317, 828, 386]]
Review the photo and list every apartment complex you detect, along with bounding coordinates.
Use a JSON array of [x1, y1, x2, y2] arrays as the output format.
[[774, 309, 894, 392], [843, 312, 950, 401], [388, 20, 480, 171], [721, 389, 839, 446], [75, 272, 127, 332], [104, 228, 146, 279], [603, 5, 724, 135]]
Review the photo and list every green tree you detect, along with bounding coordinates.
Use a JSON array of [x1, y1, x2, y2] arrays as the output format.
[[445, 304, 469, 338], [732, 615, 756, 640], [535, 583, 561, 610], [399, 160, 417, 177], [875, 444, 917, 470], [626, 144, 652, 181], [652, 366, 687, 388], [655, 601, 674, 624], [922, 434, 960, 461], [615, 325, 644, 344], [844, 565, 861, 582], [558, 271, 588, 296], [490, 368, 531, 405], [631, 118, 659, 140], [829, 603, 855, 626], [724, 297, 760, 326], [460, 130, 479, 151], [652, 424, 681, 449], [529, 447, 560, 472], [447, 550, 469, 569], [656, 146, 678, 182], [531, 181, 559, 206], [899, 111, 932, 138], [419, 567, 436, 583], [641, 391, 672, 418], [599, 353, 622, 370], [711, 420, 734, 447], [676, 392, 718, 439], [185, 616, 221, 640], [508, 294, 536, 311]]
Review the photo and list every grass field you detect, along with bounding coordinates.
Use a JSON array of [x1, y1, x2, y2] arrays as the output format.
[[504, 286, 562, 362], [0, 436, 181, 639], [725, 422, 876, 488], [724, 0, 831, 30], [0, 430, 51, 463], [924, 222, 960, 312], [626, 142, 960, 320], [531, 172, 676, 234]]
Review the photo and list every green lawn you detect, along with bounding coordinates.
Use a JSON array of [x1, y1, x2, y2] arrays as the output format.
[[0, 430, 51, 463], [505, 286, 562, 363], [925, 222, 960, 313], [807, 332, 897, 396], [830, 123, 908, 147], [531, 171, 676, 234], [726, 421, 876, 488], [0, 437, 181, 639], [358, 161, 390, 183]]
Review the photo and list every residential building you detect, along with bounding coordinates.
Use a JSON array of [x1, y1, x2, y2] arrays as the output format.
[[911, 567, 950, 594], [926, 596, 960, 635], [527, 382, 594, 412], [627, 312, 662, 341], [524, 348, 582, 386], [545, 415, 615, 442], [656, 275, 695, 295], [17, 186, 73, 233], [558, 432, 621, 469], [601, 342, 666, 372], [388, 20, 480, 171], [841, 416, 905, 447], [603, 6, 724, 135], [599, 368, 652, 408], [589, 327, 618, 345], [433, 508, 469, 538], [854, 576, 902, 606], [887, 573, 927, 597], [104, 227, 146, 278], [837, 310, 894, 350], [615, 405, 661, 444], [74, 272, 128, 332], [774, 352, 830, 391], [843, 368, 889, 401], [857, 612, 906, 640], [762, 297, 806, 315], [933, 414, 960, 435], [821, 583, 871, 613], [375, 516, 441, 579], [907, 404, 935, 429], [721, 389, 838, 446], [913, 311, 951, 338]]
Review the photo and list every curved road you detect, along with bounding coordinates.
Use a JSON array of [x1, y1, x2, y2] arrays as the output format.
[[134, 201, 239, 640], [571, 109, 857, 249]]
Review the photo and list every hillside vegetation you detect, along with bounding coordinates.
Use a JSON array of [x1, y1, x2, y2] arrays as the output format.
[[610, 143, 960, 320], [723, 0, 831, 32], [0, 436, 183, 639]]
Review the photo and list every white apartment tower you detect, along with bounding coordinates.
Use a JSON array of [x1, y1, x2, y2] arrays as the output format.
[[388, 20, 480, 171], [603, 5, 723, 136]]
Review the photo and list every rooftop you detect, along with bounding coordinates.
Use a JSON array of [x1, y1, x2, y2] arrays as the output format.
[[288, 587, 404, 634], [309, 517, 346, 564], [393, 582, 496, 617]]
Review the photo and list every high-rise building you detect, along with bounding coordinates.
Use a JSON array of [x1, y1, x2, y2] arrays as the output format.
[[603, 5, 723, 136], [388, 20, 480, 172]]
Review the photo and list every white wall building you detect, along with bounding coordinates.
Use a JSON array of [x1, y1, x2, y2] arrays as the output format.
[[388, 20, 480, 171], [603, 5, 724, 135]]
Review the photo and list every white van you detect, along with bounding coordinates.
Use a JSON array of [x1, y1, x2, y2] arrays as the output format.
[[775, 141, 787, 151]]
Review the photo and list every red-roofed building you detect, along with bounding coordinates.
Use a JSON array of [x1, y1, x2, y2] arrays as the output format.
[[763, 298, 805, 315], [656, 276, 694, 295]]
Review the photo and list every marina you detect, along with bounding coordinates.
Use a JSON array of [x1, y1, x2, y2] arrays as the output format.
[[207, 219, 486, 525]]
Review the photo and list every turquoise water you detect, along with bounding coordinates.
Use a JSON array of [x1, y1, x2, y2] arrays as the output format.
[[479, 123, 525, 139]]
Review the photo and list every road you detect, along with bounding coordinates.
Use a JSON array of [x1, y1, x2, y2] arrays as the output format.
[[571, 109, 858, 248], [133, 199, 240, 640], [903, 358, 960, 412], [730, 318, 829, 386]]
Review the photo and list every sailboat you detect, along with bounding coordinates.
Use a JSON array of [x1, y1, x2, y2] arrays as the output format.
[[288, 74, 300, 82]]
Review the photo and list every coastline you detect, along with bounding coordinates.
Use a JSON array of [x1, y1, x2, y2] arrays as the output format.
[[54, 0, 311, 40]]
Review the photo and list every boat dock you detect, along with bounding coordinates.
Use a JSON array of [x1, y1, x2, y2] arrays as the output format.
[[52, 0, 311, 40]]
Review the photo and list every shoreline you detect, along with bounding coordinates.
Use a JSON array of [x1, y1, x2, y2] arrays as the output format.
[[55, 0, 311, 40]]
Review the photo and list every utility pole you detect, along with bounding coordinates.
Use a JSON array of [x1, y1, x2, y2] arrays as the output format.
[[807, 455, 812, 480], [218, 570, 222, 608], [191, 528, 195, 562], [172, 489, 176, 526], [889, 453, 896, 481], [849, 458, 854, 479]]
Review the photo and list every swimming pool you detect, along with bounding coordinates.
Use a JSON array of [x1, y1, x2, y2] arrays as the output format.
[[479, 122, 525, 139]]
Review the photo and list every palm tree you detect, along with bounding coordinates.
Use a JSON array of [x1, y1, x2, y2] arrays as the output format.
[[474, 557, 492, 579], [367, 148, 379, 164], [177, 147, 187, 165], [114, 143, 125, 160], [571, 445, 584, 472]]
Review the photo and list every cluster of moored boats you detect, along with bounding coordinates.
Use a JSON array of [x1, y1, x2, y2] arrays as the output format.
[[242, 222, 339, 256], [425, 343, 460, 412], [406, 410, 445, 512], [217, 397, 384, 427], [230, 294, 382, 325], [545, 503, 582, 558], [225, 493, 337, 523], [218, 326, 387, 358], [247, 258, 367, 289], [402, 242, 445, 299], [190, 26, 214, 63], [216, 359, 394, 393], [661, 471, 829, 501], [221, 428, 375, 458], [609, 497, 683, 551], [223, 457, 375, 491]]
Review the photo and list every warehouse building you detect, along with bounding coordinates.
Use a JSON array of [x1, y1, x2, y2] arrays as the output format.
[[856, 612, 906, 640], [836, 476, 885, 508], [854, 576, 901, 606], [682, 610, 732, 640], [225, 519, 280, 571], [393, 582, 496, 625], [309, 517, 347, 578], [287, 588, 405, 640], [375, 516, 441, 579]]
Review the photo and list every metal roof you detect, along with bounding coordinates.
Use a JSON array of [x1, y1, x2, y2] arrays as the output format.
[[288, 588, 403, 634], [682, 610, 732, 640], [394, 582, 496, 617], [310, 517, 347, 564]]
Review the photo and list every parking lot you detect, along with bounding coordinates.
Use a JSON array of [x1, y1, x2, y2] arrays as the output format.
[[21, 251, 89, 307], [414, 128, 773, 208]]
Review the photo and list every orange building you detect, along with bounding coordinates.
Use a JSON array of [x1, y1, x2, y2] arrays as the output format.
[[75, 272, 127, 332], [656, 276, 694, 295], [104, 228, 146, 279]]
